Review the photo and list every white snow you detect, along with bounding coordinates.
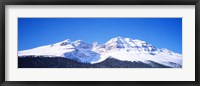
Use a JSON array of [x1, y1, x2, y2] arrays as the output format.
[[18, 36, 182, 67]]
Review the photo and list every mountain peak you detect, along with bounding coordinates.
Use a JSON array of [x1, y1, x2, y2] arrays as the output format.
[[102, 37, 158, 52], [115, 36, 124, 39], [105, 37, 146, 45], [73, 40, 83, 43], [53, 39, 71, 46], [62, 39, 71, 42], [72, 40, 92, 49], [106, 36, 125, 44], [107, 36, 145, 43]]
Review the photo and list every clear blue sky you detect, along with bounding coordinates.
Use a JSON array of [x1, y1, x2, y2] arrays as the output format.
[[18, 18, 182, 54]]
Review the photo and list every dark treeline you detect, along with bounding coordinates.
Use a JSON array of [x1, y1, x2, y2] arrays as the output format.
[[18, 56, 172, 68]]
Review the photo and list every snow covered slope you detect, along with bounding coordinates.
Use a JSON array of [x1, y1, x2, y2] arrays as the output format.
[[18, 37, 182, 67], [18, 39, 100, 63]]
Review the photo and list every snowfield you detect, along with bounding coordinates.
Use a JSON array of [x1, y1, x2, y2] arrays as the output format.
[[18, 36, 182, 68]]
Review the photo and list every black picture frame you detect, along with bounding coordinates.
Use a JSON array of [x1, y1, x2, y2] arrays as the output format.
[[0, 0, 199, 86]]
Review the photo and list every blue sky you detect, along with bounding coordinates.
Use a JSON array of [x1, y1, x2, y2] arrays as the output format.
[[18, 18, 182, 54]]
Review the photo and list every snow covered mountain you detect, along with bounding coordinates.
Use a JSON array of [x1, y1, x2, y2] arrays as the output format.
[[18, 36, 182, 68]]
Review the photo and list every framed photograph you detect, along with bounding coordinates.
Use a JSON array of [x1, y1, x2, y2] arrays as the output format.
[[0, 0, 199, 86]]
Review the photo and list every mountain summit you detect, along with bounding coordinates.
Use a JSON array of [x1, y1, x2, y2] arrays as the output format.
[[18, 37, 182, 68], [103, 36, 157, 52]]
